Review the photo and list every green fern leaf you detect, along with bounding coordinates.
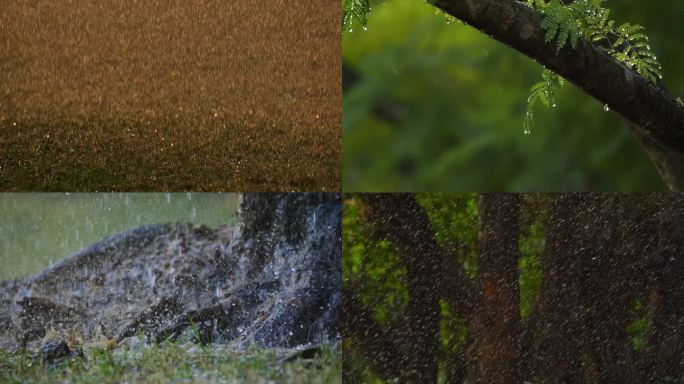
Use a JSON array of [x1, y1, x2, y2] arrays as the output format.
[[342, 0, 371, 32]]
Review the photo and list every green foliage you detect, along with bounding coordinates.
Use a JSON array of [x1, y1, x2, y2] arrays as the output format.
[[439, 299, 469, 375], [518, 211, 545, 319], [345, 0, 665, 135], [585, 12, 662, 83], [536, 0, 581, 51], [417, 193, 479, 277], [342, 0, 371, 32], [523, 0, 663, 132], [524, 69, 565, 134], [626, 297, 650, 351], [343, 0, 672, 191], [342, 197, 409, 324]]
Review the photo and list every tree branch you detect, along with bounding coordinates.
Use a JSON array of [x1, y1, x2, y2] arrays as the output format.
[[360, 193, 474, 314], [430, 0, 684, 190]]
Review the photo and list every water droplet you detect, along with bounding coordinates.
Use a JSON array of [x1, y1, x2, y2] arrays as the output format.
[[604, 104, 610, 112], [552, 103, 557, 108]]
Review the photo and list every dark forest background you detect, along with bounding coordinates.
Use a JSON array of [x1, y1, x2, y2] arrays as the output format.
[[342, 193, 684, 383], [343, 0, 684, 191]]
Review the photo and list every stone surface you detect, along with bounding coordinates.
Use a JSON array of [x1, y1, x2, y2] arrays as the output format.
[[0, 193, 341, 353]]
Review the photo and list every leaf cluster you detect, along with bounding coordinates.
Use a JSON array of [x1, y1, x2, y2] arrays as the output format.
[[528, 0, 662, 82], [524, 0, 663, 132], [342, 0, 372, 32], [524, 69, 565, 134]]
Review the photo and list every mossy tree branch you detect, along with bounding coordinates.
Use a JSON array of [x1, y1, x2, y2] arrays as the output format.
[[429, 0, 684, 190]]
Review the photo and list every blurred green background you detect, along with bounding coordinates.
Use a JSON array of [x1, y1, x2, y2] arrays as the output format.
[[0, 193, 238, 280], [343, 0, 684, 191]]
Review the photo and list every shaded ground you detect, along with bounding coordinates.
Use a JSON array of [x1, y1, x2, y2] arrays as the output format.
[[0, 0, 340, 191]]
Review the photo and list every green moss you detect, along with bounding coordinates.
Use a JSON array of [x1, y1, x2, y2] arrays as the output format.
[[626, 297, 650, 351], [518, 212, 545, 319]]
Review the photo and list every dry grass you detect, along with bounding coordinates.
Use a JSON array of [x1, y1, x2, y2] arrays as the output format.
[[0, 0, 340, 191]]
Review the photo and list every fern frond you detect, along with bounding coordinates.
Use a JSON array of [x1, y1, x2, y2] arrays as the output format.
[[342, 0, 371, 33], [524, 0, 664, 133], [538, 0, 580, 51], [523, 69, 564, 134]]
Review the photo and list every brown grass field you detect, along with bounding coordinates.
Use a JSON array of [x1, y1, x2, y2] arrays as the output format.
[[0, 0, 340, 191]]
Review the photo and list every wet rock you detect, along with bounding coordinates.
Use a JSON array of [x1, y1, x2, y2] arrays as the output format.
[[40, 339, 82, 364], [116, 297, 184, 341], [280, 345, 325, 362], [0, 193, 341, 352], [17, 297, 78, 333], [117, 336, 144, 352]]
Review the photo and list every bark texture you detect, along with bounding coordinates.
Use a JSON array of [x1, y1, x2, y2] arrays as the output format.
[[361, 194, 443, 383], [468, 193, 522, 384]]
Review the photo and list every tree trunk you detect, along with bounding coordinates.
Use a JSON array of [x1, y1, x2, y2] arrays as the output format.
[[531, 194, 642, 383], [229, 193, 342, 346], [362, 194, 444, 383], [644, 193, 684, 383], [467, 193, 522, 383]]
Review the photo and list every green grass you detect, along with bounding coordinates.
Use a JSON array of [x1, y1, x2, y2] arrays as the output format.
[[0, 343, 341, 384]]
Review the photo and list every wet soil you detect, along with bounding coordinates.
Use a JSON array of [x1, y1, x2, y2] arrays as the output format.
[[0, 1, 341, 191]]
